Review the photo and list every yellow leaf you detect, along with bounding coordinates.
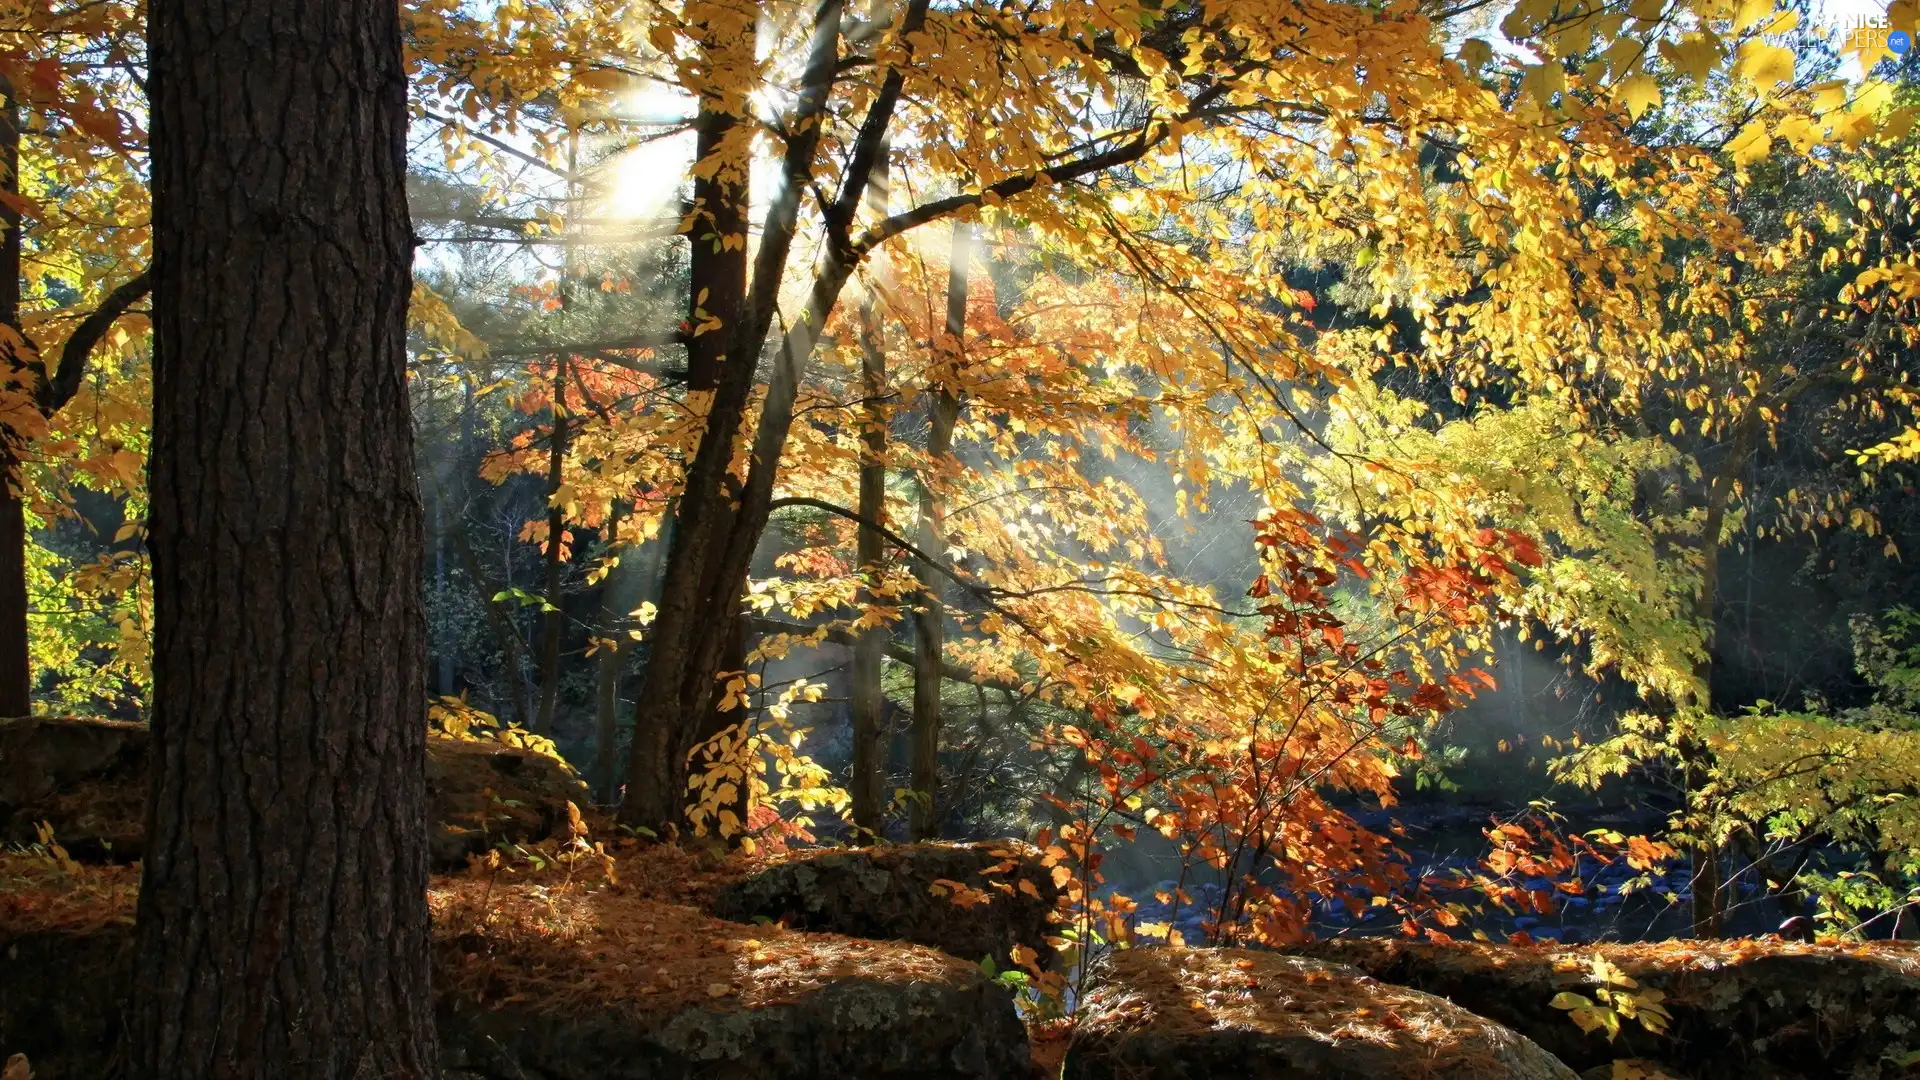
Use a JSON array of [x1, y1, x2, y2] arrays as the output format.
[[1521, 62, 1567, 106], [574, 68, 629, 93], [1728, 119, 1771, 165], [1616, 74, 1661, 120], [1732, 0, 1774, 32], [1772, 113, 1816, 153], [1659, 32, 1723, 85], [1733, 40, 1795, 89]]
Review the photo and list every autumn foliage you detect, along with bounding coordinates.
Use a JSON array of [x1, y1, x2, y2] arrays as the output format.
[[3, 0, 1920, 968]]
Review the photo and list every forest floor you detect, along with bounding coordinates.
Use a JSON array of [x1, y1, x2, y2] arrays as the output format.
[[8, 845, 1920, 1079], [6, 714, 1920, 1078], [0, 840, 993, 1017]]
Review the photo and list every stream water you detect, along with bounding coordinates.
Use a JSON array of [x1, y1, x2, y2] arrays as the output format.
[[1106, 798, 1798, 947]]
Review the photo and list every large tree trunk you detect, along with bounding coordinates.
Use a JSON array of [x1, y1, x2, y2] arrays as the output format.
[[909, 222, 967, 842], [619, 0, 926, 835], [849, 143, 891, 841], [132, 1, 437, 1076], [0, 83, 27, 720], [618, 0, 775, 835]]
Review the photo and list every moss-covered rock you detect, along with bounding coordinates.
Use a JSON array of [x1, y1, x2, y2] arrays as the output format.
[[708, 842, 1058, 971], [1064, 948, 1579, 1080], [1287, 938, 1920, 1080], [423, 734, 602, 867], [0, 716, 599, 869]]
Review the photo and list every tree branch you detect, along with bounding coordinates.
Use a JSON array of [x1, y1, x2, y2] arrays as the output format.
[[766, 494, 1047, 642], [853, 81, 1232, 258], [745, 614, 1027, 695], [419, 108, 588, 184], [41, 268, 150, 414], [486, 331, 687, 359]]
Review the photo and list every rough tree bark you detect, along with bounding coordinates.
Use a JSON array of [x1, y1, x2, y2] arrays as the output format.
[[131, 0, 437, 1076], [0, 82, 25, 719], [689, 608, 753, 843], [849, 141, 891, 840], [909, 222, 966, 842]]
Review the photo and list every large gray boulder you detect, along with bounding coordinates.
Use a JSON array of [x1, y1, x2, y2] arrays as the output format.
[[709, 841, 1059, 971], [0, 717, 147, 860], [1288, 937, 1920, 1080], [439, 973, 1027, 1079], [0, 716, 599, 868], [1065, 948, 1579, 1080]]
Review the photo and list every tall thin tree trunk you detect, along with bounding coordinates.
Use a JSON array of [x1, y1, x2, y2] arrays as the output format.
[[849, 141, 891, 841], [433, 489, 453, 693], [620, 0, 923, 835], [621, 1, 759, 833], [689, 609, 753, 843], [533, 363, 569, 734], [592, 503, 647, 804], [133, 0, 436, 1076], [909, 222, 967, 842], [1686, 498, 1726, 939], [428, 364, 456, 695], [451, 371, 535, 725], [1685, 405, 1764, 939], [0, 81, 27, 720], [442, 488, 532, 729]]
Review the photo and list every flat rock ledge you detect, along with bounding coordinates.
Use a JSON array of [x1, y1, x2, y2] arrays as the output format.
[[2, 900, 1031, 1080], [1064, 948, 1579, 1080], [709, 841, 1059, 970], [0, 715, 599, 869], [1287, 938, 1920, 1080], [440, 974, 1026, 1080]]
